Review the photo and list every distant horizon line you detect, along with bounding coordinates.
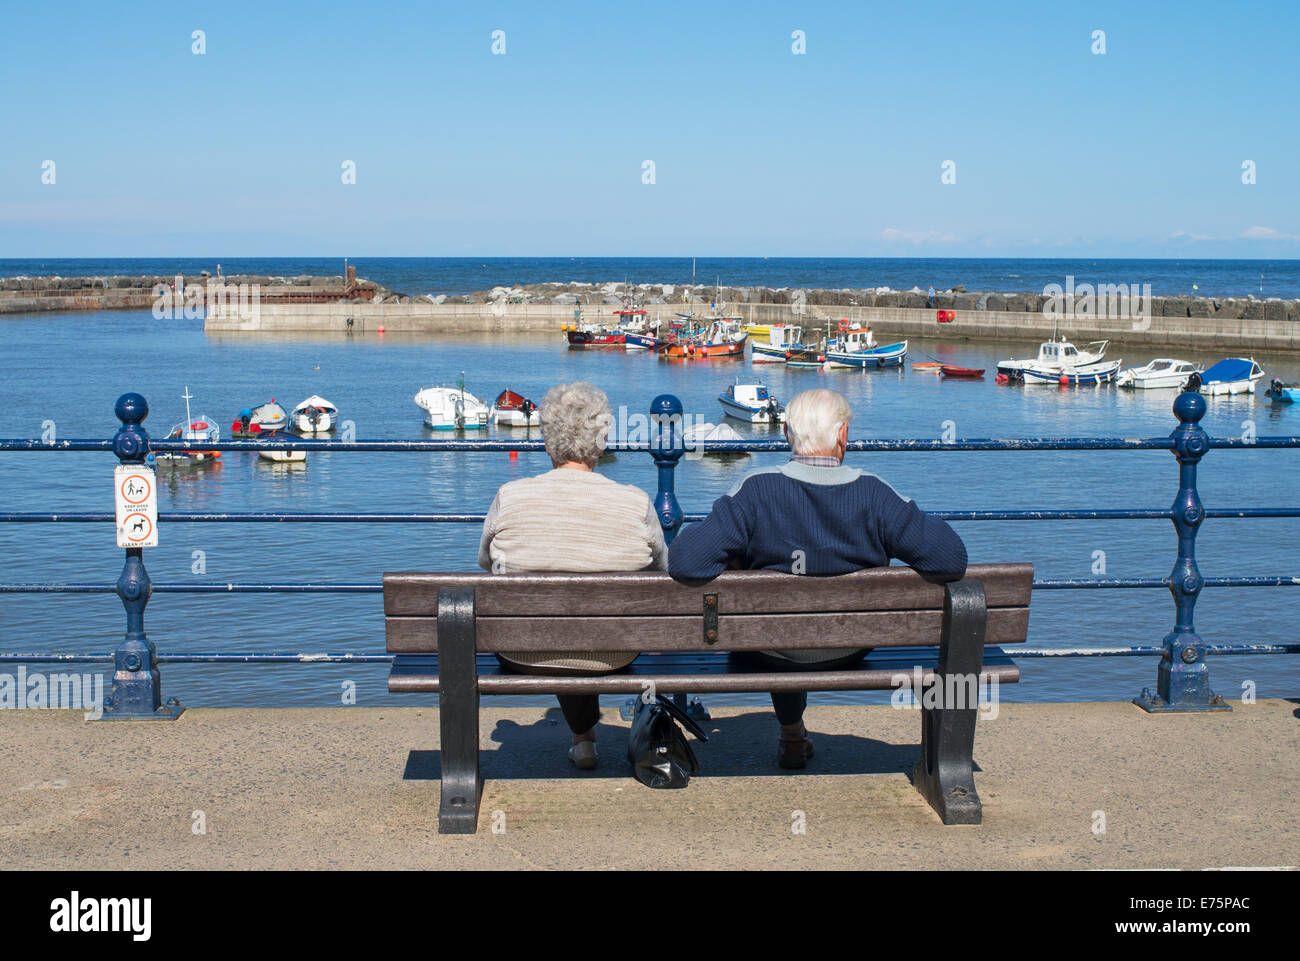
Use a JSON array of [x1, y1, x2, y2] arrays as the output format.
[[2, 255, 1298, 263]]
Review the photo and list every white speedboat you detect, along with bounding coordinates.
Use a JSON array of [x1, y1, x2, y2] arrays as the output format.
[[719, 380, 786, 423], [1117, 359, 1203, 390], [291, 395, 338, 433], [414, 380, 491, 430], [1198, 358, 1265, 396], [997, 337, 1109, 383], [258, 447, 307, 464]]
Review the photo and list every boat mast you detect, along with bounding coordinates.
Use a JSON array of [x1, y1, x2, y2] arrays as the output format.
[[182, 385, 194, 425]]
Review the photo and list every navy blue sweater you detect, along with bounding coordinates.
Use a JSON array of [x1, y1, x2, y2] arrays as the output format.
[[669, 461, 967, 582]]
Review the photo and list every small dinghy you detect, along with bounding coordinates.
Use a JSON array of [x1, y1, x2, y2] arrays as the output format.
[[291, 395, 338, 433], [1265, 378, 1298, 404], [492, 388, 540, 427], [719, 379, 786, 423], [231, 400, 289, 437], [414, 376, 491, 430], [1198, 358, 1266, 396], [940, 365, 985, 378]]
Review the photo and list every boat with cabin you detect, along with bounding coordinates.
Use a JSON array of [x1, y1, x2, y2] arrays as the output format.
[[151, 388, 222, 466], [822, 323, 907, 369], [996, 336, 1110, 383], [662, 318, 748, 358], [751, 324, 804, 363], [1116, 359, 1203, 390], [1197, 358, 1265, 396], [719, 379, 786, 423]]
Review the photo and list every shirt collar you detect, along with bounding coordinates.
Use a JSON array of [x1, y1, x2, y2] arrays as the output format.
[[788, 454, 842, 468]]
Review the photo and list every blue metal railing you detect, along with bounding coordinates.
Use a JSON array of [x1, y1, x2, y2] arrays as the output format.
[[0, 390, 1297, 718]]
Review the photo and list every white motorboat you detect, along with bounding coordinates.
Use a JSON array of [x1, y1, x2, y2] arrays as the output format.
[[682, 421, 746, 455], [258, 447, 307, 463], [291, 395, 338, 433], [997, 337, 1109, 383], [1198, 358, 1266, 396], [1021, 358, 1123, 386], [1117, 359, 1203, 390], [719, 379, 787, 423], [414, 378, 491, 430]]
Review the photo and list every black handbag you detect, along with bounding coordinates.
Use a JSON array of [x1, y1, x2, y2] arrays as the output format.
[[626, 694, 710, 789]]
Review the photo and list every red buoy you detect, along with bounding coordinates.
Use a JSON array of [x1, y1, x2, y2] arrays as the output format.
[[1059, 374, 1070, 386]]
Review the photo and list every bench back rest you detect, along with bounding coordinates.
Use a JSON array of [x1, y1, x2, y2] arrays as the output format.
[[383, 564, 1033, 654]]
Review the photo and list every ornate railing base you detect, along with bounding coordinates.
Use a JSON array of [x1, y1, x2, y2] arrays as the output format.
[[99, 638, 186, 721], [1132, 637, 1231, 713], [1133, 691, 1230, 713]]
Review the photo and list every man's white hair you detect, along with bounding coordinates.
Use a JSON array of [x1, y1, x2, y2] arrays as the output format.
[[784, 388, 853, 455], [540, 381, 614, 466]]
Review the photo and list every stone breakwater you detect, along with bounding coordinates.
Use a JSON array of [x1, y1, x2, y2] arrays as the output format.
[[206, 280, 1300, 353], [0, 274, 396, 314]]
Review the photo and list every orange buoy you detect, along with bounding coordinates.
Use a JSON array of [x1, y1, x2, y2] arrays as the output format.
[[377, 325, 385, 334], [1059, 374, 1069, 386]]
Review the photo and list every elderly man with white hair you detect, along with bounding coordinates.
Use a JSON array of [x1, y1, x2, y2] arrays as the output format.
[[480, 381, 667, 770], [669, 387, 966, 769]]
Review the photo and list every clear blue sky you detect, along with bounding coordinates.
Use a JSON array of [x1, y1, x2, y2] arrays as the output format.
[[2, 0, 1296, 257]]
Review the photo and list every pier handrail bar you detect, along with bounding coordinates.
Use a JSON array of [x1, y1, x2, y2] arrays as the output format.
[[0, 389, 1297, 718]]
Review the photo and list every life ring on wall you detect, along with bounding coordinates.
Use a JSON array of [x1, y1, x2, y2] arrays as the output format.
[[837, 319, 850, 332]]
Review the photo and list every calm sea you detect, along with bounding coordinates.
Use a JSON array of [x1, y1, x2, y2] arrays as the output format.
[[2, 257, 1299, 299], [0, 302, 1297, 709]]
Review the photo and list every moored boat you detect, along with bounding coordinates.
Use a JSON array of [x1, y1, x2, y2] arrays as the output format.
[[231, 400, 289, 437], [491, 388, 540, 427], [662, 319, 747, 358], [1116, 359, 1202, 390], [565, 326, 626, 348], [940, 365, 985, 378], [682, 421, 746, 455], [290, 395, 338, 433], [719, 379, 786, 423], [1022, 359, 1123, 386], [151, 388, 222, 466], [1198, 358, 1265, 396], [414, 377, 492, 429], [751, 324, 804, 363], [997, 337, 1109, 383]]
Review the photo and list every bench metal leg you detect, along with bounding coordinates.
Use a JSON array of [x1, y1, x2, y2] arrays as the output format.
[[437, 587, 481, 834], [913, 579, 986, 825]]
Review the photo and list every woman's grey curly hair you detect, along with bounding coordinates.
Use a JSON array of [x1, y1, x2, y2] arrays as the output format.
[[540, 381, 614, 467]]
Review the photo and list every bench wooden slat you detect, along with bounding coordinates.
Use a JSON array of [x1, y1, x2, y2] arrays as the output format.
[[387, 649, 1020, 694], [385, 606, 1029, 653], [382, 563, 1033, 618]]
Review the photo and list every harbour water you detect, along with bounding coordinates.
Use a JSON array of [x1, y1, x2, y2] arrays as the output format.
[[1, 307, 1298, 708]]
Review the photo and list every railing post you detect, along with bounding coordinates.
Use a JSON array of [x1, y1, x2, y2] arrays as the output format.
[[649, 393, 684, 544], [101, 392, 184, 721], [1133, 389, 1230, 713]]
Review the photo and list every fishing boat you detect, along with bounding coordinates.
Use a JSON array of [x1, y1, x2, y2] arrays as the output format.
[[624, 331, 660, 350], [751, 324, 804, 363], [940, 365, 985, 378], [1198, 358, 1265, 396], [662, 319, 748, 358], [491, 388, 541, 427], [997, 337, 1109, 383], [290, 395, 338, 433], [565, 326, 626, 348], [719, 379, 786, 423], [1116, 359, 1203, 390], [1266, 378, 1299, 404], [1022, 359, 1123, 386], [150, 388, 222, 466], [231, 400, 289, 437], [414, 376, 492, 429]]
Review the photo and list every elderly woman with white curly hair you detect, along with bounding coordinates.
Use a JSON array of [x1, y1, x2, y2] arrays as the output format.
[[478, 381, 667, 770]]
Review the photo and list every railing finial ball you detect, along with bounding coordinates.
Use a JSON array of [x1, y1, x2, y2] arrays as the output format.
[[650, 394, 682, 418], [1172, 390, 1206, 425], [114, 392, 149, 426]]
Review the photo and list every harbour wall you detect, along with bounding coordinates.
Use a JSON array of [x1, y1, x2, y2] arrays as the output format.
[[205, 299, 1300, 353]]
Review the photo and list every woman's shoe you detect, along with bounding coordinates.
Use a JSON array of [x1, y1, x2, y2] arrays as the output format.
[[568, 740, 599, 770], [778, 728, 815, 769]]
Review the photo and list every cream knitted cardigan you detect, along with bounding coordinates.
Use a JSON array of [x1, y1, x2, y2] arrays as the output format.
[[478, 468, 667, 672]]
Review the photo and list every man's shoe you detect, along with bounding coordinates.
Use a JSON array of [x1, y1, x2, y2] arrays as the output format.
[[778, 729, 815, 770], [568, 740, 598, 770]]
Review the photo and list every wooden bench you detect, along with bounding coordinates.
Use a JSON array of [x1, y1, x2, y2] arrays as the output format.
[[384, 563, 1033, 834]]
